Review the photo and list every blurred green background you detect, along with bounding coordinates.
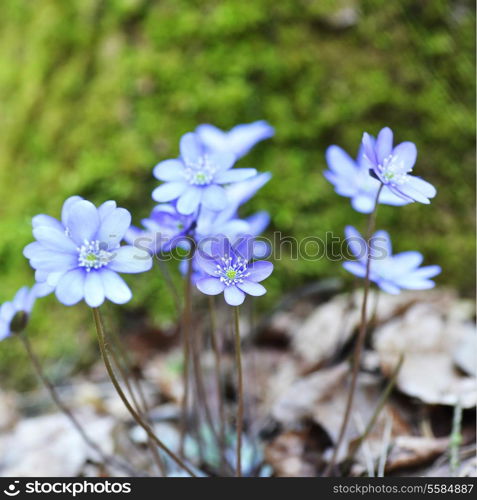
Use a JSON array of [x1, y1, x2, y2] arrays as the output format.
[[0, 0, 475, 388]]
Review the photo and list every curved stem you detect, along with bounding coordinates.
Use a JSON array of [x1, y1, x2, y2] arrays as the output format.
[[209, 296, 227, 470], [347, 353, 404, 461], [157, 258, 182, 318], [326, 184, 384, 476], [179, 252, 194, 457], [92, 307, 197, 477], [106, 334, 166, 476], [18, 332, 137, 476], [233, 306, 244, 477]]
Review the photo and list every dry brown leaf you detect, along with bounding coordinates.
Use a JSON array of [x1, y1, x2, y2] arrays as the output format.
[[265, 431, 316, 477], [0, 411, 116, 477], [292, 295, 358, 367], [453, 325, 477, 377], [271, 363, 411, 464], [374, 302, 477, 408], [386, 436, 449, 472]]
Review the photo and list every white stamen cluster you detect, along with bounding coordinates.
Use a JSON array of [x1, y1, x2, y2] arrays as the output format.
[[215, 255, 250, 286], [78, 240, 113, 272], [378, 154, 411, 185], [184, 155, 216, 186]]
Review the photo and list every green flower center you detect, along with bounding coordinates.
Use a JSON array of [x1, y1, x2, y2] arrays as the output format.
[[226, 269, 237, 280]]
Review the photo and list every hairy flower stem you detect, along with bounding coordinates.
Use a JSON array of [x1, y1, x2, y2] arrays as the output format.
[[209, 296, 227, 471], [92, 307, 196, 477], [233, 306, 244, 477], [179, 251, 194, 457], [18, 332, 137, 476], [106, 334, 166, 476], [326, 184, 384, 476], [191, 320, 221, 453]]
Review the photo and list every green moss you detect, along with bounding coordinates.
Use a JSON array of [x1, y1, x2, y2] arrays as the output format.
[[0, 0, 474, 387]]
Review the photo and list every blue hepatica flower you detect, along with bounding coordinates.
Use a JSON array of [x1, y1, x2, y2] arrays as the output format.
[[195, 120, 274, 159], [343, 226, 441, 294], [195, 236, 273, 306], [0, 284, 51, 340], [361, 127, 436, 204], [152, 132, 258, 215], [324, 143, 410, 213], [23, 197, 152, 307], [180, 173, 272, 283]]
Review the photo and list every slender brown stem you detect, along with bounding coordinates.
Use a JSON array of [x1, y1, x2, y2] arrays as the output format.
[[209, 296, 227, 470], [107, 335, 166, 476], [179, 253, 194, 457], [92, 307, 197, 477], [347, 353, 404, 461], [233, 306, 244, 477], [326, 184, 384, 476], [18, 332, 138, 476], [157, 258, 182, 317]]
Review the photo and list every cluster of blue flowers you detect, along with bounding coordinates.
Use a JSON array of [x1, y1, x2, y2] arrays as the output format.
[[325, 126, 441, 292], [0, 121, 275, 339], [0, 122, 442, 339]]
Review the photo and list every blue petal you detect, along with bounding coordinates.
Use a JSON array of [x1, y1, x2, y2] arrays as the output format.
[[84, 271, 105, 307], [391, 251, 423, 271], [177, 186, 202, 215], [195, 252, 220, 277], [32, 226, 77, 253], [376, 127, 393, 163], [209, 151, 236, 171], [325, 145, 359, 178], [98, 200, 117, 221], [233, 235, 254, 261], [376, 279, 401, 294], [29, 249, 78, 273], [392, 141, 417, 171], [108, 245, 152, 274], [237, 280, 266, 296], [214, 168, 257, 184], [12, 287, 29, 310], [55, 269, 86, 306], [153, 159, 185, 181], [96, 207, 131, 249], [244, 211, 270, 236], [396, 182, 430, 204], [406, 175, 436, 198], [197, 277, 225, 295], [342, 261, 366, 278], [226, 172, 272, 207], [23, 242, 44, 259], [361, 132, 377, 165], [61, 196, 84, 227], [180, 132, 203, 164], [247, 261, 273, 282], [32, 214, 63, 231], [371, 230, 392, 259], [226, 121, 274, 158], [100, 269, 132, 304], [65, 200, 100, 246], [201, 185, 228, 211], [31, 282, 54, 298], [195, 124, 228, 152], [0, 302, 15, 322], [351, 194, 375, 214], [152, 182, 187, 202], [344, 226, 367, 261], [224, 285, 245, 306]]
